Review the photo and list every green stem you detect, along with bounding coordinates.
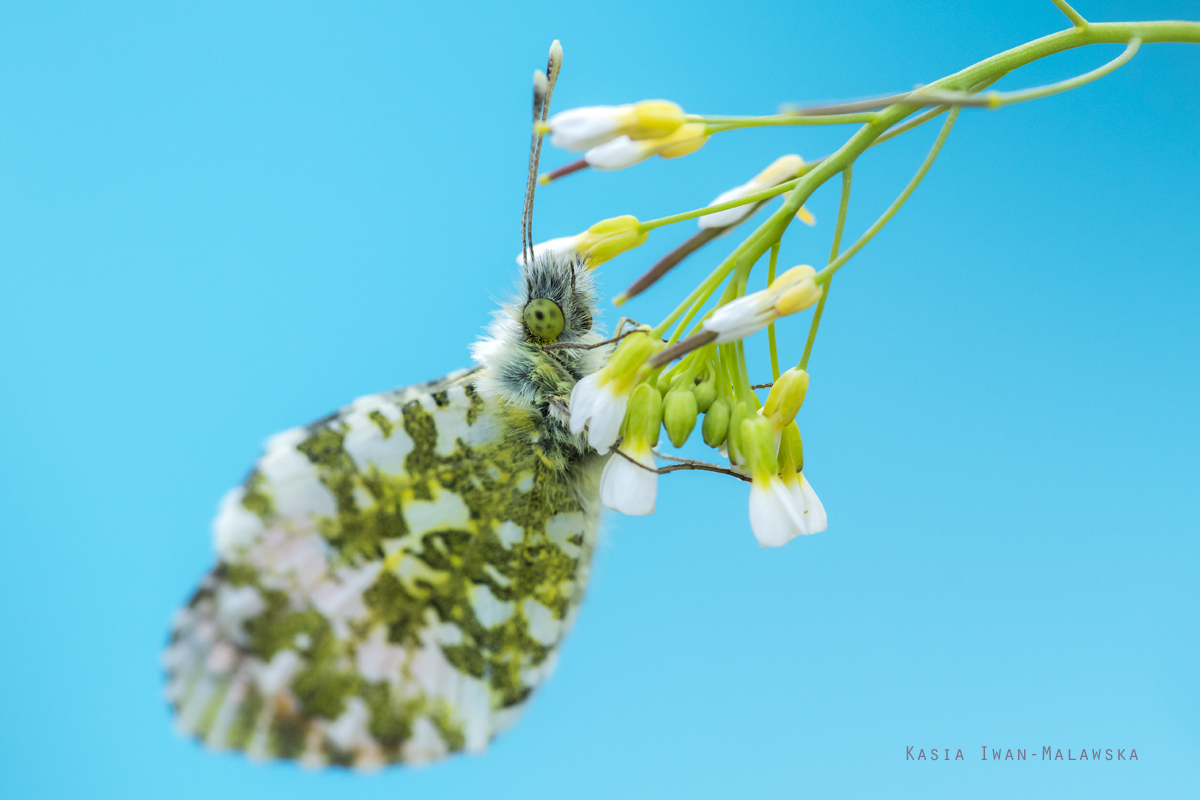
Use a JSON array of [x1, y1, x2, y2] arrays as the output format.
[[640, 178, 801, 231], [735, 340, 752, 400], [767, 241, 781, 381], [696, 112, 880, 131], [799, 165, 853, 371], [815, 109, 959, 286], [669, 271, 729, 344], [915, 37, 1140, 109], [1052, 0, 1088, 29], [654, 19, 1200, 335]]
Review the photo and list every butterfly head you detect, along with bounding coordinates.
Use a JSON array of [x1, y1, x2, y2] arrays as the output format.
[[519, 252, 594, 344]]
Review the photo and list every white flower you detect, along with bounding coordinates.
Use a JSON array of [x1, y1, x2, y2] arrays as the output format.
[[741, 413, 826, 546], [748, 473, 826, 546], [702, 265, 822, 343], [585, 136, 652, 171], [600, 439, 658, 516], [568, 372, 629, 452], [748, 475, 807, 547], [545, 100, 686, 152], [584, 123, 709, 172], [791, 473, 827, 535], [517, 215, 647, 267], [699, 154, 815, 231], [570, 332, 661, 453], [517, 235, 583, 266]]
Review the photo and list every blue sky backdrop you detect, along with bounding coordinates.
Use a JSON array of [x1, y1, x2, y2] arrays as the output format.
[[1, 1, 1197, 798]]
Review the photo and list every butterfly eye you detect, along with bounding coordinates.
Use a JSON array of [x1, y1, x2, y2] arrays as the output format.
[[524, 298, 565, 341]]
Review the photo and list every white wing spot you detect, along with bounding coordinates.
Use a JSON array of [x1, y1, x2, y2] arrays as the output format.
[[326, 697, 373, 751], [402, 717, 448, 765], [343, 396, 413, 475], [545, 511, 586, 559], [213, 487, 264, 560], [355, 627, 408, 682], [522, 599, 562, 646], [470, 583, 514, 628], [495, 520, 523, 548], [255, 649, 301, 696], [214, 584, 265, 643], [405, 488, 471, 536], [258, 427, 337, 520]]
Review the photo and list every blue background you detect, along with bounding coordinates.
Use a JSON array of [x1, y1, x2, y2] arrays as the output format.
[[2, 1, 1197, 797]]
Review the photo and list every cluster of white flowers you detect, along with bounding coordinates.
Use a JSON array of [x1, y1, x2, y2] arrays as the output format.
[[538, 100, 831, 548]]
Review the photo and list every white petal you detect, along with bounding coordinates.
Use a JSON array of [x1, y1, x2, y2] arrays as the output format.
[[600, 450, 657, 516], [548, 106, 625, 152], [585, 136, 651, 171], [516, 235, 582, 266], [796, 475, 828, 534], [698, 183, 756, 229], [586, 389, 628, 452], [748, 478, 805, 547], [568, 373, 601, 435], [703, 293, 774, 343]]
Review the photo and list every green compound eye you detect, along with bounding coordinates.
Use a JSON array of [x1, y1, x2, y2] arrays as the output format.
[[523, 298, 565, 341]]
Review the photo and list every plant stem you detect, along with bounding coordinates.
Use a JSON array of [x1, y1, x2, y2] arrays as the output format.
[[799, 166, 852, 371], [767, 241, 781, 381], [913, 37, 1140, 109], [640, 178, 800, 231], [1052, 0, 1088, 28], [653, 19, 1200, 339], [814, 110, 958, 286], [696, 112, 880, 130]]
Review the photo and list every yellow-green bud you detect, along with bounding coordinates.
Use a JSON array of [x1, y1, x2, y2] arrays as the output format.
[[654, 122, 709, 159], [726, 400, 754, 465], [607, 330, 660, 385], [761, 368, 810, 431], [626, 100, 687, 141], [663, 388, 698, 448], [779, 422, 804, 475], [741, 415, 779, 481], [701, 396, 730, 448], [578, 215, 648, 267], [692, 369, 717, 412], [624, 382, 662, 447]]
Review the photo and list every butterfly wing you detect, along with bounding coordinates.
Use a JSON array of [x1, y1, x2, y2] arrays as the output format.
[[164, 368, 601, 769]]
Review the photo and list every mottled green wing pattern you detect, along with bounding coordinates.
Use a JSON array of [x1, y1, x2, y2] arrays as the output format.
[[164, 368, 601, 769]]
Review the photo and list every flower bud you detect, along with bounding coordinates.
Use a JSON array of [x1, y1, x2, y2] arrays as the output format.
[[546, 100, 686, 152], [624, 382, 663, 447], [761, 368, 810, 432], [625, 100, 687, 141], [654, 122, 708, 159], [701, 264, 824, 343], [692, 371, 717, 412], [702, 396, 730, 447], [607, 331, 661, 385], [578, 215, 648, 267], [699, 154, 813, 231], [775, 281, 823, 316], [726, 400, 754, 465], [778, 422, 804, 476], [741, 415, 779, 482], [663, 388, 699, 447]]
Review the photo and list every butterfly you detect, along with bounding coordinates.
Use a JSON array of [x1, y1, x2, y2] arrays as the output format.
[[163, 43, 613, 769]]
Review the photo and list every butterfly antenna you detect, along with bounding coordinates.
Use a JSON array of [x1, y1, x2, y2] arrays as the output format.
[[521, 40, 563, 269]]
